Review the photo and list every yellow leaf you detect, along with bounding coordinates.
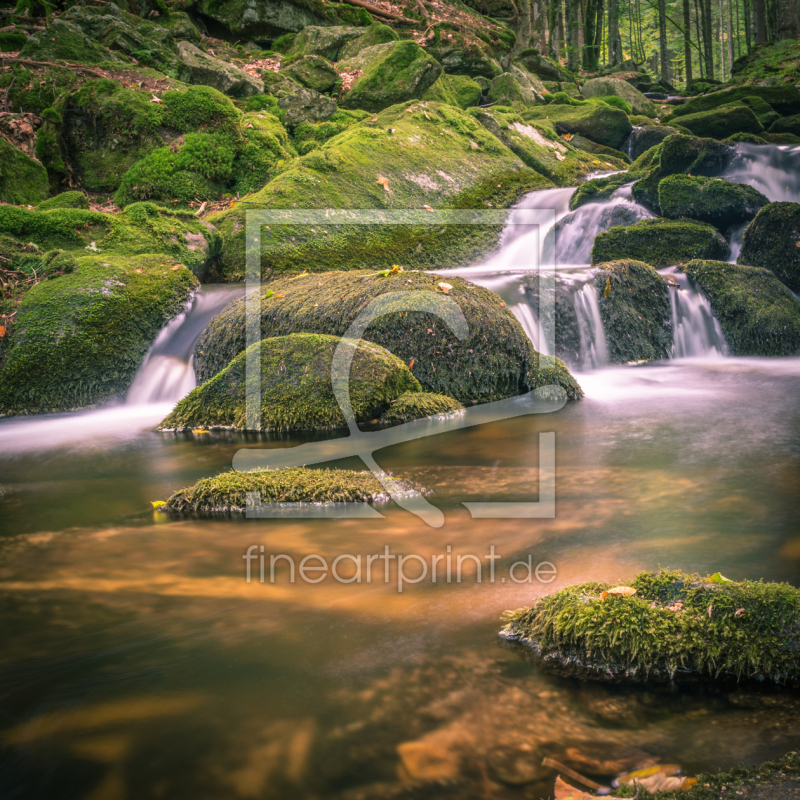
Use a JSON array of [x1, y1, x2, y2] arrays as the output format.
[[601, 585, 636, 600], [709, 572, 732, 583], [170, 265, 182, 271], [437, 282, 452, 294], [563, 132, 572, 142], [151, 501, 166, 509], [376, 173, 390, 191], [192, 428, 210, 435]]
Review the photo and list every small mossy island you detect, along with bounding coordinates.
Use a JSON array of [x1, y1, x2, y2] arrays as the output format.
[[501, 569, 800, 685], [163, 468, 393, 514]]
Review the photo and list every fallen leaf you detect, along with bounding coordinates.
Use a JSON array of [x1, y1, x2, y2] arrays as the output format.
[[150, 94, 163, 103], [422, 204, 434, 212], [0, 325, 5, 337], [170, 265, 182, 270], [151, 501, 166, 509], [708, 605, 713, 617], [563, 132, 572, 142], [709, 572, 732, 583], [437, 282, 452, 294], [405, 107, 414, 113], [601, 586, 637, 601], [194, 201, 207, 216], [376, 173, 390, 192], [603, 277, 612, 298], [408, 358, 415, 370], [192, 428, 210, 434], [734, 608, 745, 617], [370, 117, 378, 122], [135, 269, 144, 273]]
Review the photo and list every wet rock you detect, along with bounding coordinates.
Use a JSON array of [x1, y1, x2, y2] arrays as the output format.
[[379, 392, 463, 424], [738, 201, 800, 293], [487, 742, 551, 785], [178, 42, 265, 97], [658, 175, 769, 228], [626, 124, 682, 162]]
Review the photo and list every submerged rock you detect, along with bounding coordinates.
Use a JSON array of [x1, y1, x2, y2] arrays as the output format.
[[685, 260, 800, 356], [194, 270, 582, 404], [501, 569, 800, 685], [0, 254, 196, 415], [738, 201, 800, 292], [159, 333, 420, 431], [591, 218, 729, 267], [658, 174, 769, 228], [163, 468, 391, 514]]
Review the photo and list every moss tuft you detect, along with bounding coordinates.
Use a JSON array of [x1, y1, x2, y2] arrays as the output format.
[[379, 391, 463, 423], [501, 568, 800, 685], [0, 138, 48, 206], [37, 191, 89, 211]]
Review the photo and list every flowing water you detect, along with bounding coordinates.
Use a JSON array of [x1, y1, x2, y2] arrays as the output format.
[[1, 146, 800, 800]]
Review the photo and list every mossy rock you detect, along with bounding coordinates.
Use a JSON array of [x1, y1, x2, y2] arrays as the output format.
[[579, 76, 656, 117], [177, 42, 264, 97], [278, 86, 337, 126], [338, 40, 442, 113], [626, 124, 681, 162], [658, 175, 769, 228], [0, 254, 197, 415], [0, 138, 48, 206], [261, 70, 304, 99], [501, 569, 800, 685], [593, 259, 671, 363], [569, 171, 645, 211], [724, 131, 769, 144], [232, 111, 297, 194], [163, 467, 391, 514], [766, 132, 800, 144], [487, 73, 538, 111], [516, 50, 571, 83], [19, 18, 128, 66], [422, 39, 502, 80], [729, 95, 780, 128], [37, 191, 89, 211], [684, 260, 800, 356], [521, 102, 632, 151], [159, 11, 201, 43], [738, 202, 800, 293], [338, 21, 398, 60], [471, 107, 622, 185], [768, 113, 800, 137], [287, 24, 364, 61], [661, 85, 800, 122], [209, 101, 554, 279], [159, 333, 420, 431], [591, 218, 729, 267], [565, 134, 629, 164], [379, 391, 463, 423], [0, 202, 222, 279], [194, 270, 582, 404], [676, 105, 765, 139], [291, 108, 369, 155], [422, 73, 483, 109], [283, 54, 338, 94]]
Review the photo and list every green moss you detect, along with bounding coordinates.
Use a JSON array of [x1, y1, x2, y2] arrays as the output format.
[[0, 254, 197, 415], [19, 19, 128, 66], [738, 202, 800, 293], [339, 40, 442, 113], [286, 24, 364, 61], [766, 132, 800, 144], [724, 131, 769, 144], [338, 21, 398, 60], [658, 174, 768, 228], [662, 85, 800, 121], [768, 113, 800, 136], [292, 108, 368, 155], [487, 73, 537, 111], [422, 74, 483, 109], [37, 191, 89, 211], [284, 54, 339, 94], [674, 104, 764, 139], [194, 270, 583, 404], [565, 134, 630, 164], [0, 137, 48, 205], [163, 467, 391, 513], [0, 32, 26, 51], [209, 102, 553, 279], [501, 568, 800, 684], [592, 259, 671, 363], [379, 391, 463, 423], [591, 218, 730, 267], [684, 260, 800, 356], [627, 124, 681, 162], [0, 66, 78, 116], [522, 102, 632, 150], [579, 76, 656, 116], [569, 172, 643, 211], [159, 332, 419, 431], [586, 94, 632, 115]]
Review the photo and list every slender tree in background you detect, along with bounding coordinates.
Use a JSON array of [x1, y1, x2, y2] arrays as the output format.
[[683, 0, 694, 82], [548, 0, 561, 56], [726, 0, 734, 71], [510, 0, 532, 56], [608, 0, 623, 64], [776, 0, 800, 37], [754, 0, 768, 42], [532, 0, 548, 49], [719, 0, 726, 77], [743, 0, 752, 48], [583, 0, 602, 68], [703, 0, 715, 78], [694, 0, 706, 75], [566, 0, 581, 69], [658, 0, 669, 79]]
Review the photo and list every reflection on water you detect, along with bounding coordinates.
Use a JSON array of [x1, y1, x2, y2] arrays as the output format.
[[1, 359, 800, 799]]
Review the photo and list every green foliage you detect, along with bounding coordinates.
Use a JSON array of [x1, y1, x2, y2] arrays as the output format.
[[160, 332, 421, 431], [502, 569, 800, 684], [163, 467, 390, 513], [685, 260, 800, 356]]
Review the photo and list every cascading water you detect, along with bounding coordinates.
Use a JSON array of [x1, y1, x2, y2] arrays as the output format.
[[661, 268, 727, 358], [573, 280, 608, 369]]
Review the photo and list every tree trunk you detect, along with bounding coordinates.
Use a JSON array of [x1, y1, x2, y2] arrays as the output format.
[[776, 0, 800, 37], [726, 0, 735, 69], [608, 0, 623, 64], [754, 0, 768, 42], [583, 0, 599, 69], [532, 0, 548, 49], [548, 0, 561, 57], [683, 0, 694, 83], [694, 0, 706, 76], [558, 0, 566, 55], [511, 0, 532, 56], [659, 0, 669, 81], [703, 0, 715, 78], [719, 0, 726, 77], [566, 0, 581, 70]]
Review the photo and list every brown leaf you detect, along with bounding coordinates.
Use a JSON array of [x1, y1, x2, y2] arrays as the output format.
[[734, 608, 745, 617], [601, 586, 637, 601], [376, 174, 390, 192], [0, 325, 5, 337], [422, 204, 434, 212], [170, 265, 182, 271]]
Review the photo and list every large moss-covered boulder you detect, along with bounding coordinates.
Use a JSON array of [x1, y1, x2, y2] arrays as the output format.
[[593, 259, 671, 363], [661, 85, 800, 122], [565, 134, 629, 163], [591, 218, 729, 267], [422, 41, 502, 79], [487, 73, 539, 111], [287, 24, 364, 60], [0, 138, 48, 206], [471, 106, 617, 185], [626, 124, 681, 162], [422, 73, 483, 109], [674, 105, 764, 139], [196, 0, 339, 39], [768, 113, 800, 136], [338, 40, 442, 112], [0, 255, 197, 415], [658, 175, 769, 228], [379, 391, 463, 423], [209, 101, 554, 278], [292, 108, 369, 154], [283, 54, 339, 93], [178, 42, 264, 97], [579, 76, 656, 117], [338, 21, 398, 60], [501, 569, 800, 685], [522, 102, 632, 150], [19, 18, 127, 66], [731, 95, 780, 128], [163, 467, 392, 514], [159, 333, 420, 431], [516, 49, 572, 83], [684, 260, 800, 356], [159, 11, 201, 43], [194, 270, 582, 404], [278, 86, 337, 125], [0, 202, 222, 279], [738, 202, 800, 292]]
